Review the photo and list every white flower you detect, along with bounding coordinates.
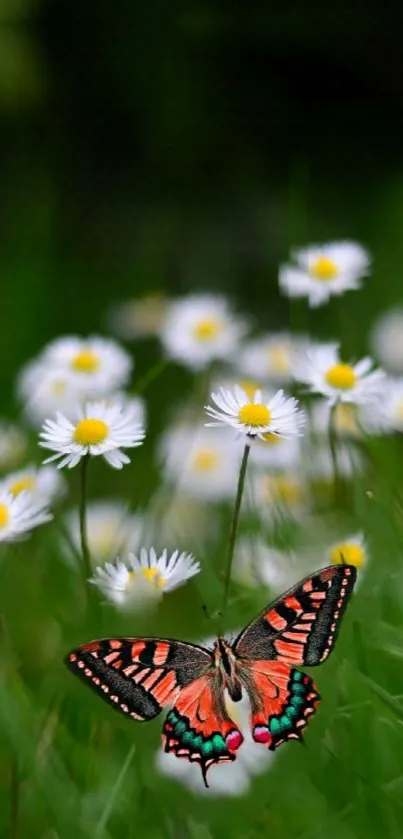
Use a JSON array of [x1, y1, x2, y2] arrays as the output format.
[[305, 442, 363, 482], [233, 536, 299, 592], [90, 547, 200, 608], [238, 332, 309, 384], [205, 385, 305, 440], [309, 399, 385, 438], [279, 241, 370, 307], [64, 501, 145, 566], [157, 690, 274, 796], [39, 400, 145, 469], [0, 490, 52, 542], [294, 343, 384, 405], [248, 432, 301, 470], [250, 471, 308, 522], [0, 423, 28, 470], [370, 308, 403, 374], [367, 377, 403, 434], [18, 362, 85, 425], [160, 294, 247, 370], [328, 532, 367, 570], [159, 424, 241, 501], [0, 465, 65, 505], [41, 335, 133, 393], [108, 294, 168, 339]]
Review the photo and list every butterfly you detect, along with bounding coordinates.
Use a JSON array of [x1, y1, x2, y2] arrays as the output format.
[[66, 564, 356, 787]]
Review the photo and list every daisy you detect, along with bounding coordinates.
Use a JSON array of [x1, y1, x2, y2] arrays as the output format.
[[0, 422, 28, 470], [279, 241, 370, 307], [0, 490, 52, 542], [233, 536, 299, 592], [159, 424, 241, 501], [41, 335, 133, 394], [160, 294, 247, 370], [63, 501, 145, 566], [248, 432, 301, 470], [108, 294, 168, 339], [329, 532, 367, 570], [205, 385, 305, 441], [305, 442, 363, 483], [294, 343, 384, 405], [238, 332, 309, 385], [156, 687, 274, 796], [90, 547, 200, 608], [39, 400, 145, 469], [250, 471, 308, 522], [309, 399, 385, 438], [0, 465, 65, 505], [18, 361, 85, 425], [370, 307, 403, 374]]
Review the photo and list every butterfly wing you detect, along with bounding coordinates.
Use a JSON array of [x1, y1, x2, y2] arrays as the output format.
[[238, 660, 319, 750], [234, 564, 356, 665], [66, 637, 212, 721], [163, 673, 244, 787]]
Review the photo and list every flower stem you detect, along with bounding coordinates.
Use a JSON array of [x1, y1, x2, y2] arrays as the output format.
[[134, 357, 168, 395], [219, 443, 251, 627], [329, 403, 341, 506], [79, 454, 92, 579]]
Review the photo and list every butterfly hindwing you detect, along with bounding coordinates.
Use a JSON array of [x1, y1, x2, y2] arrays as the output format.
[[239, 660, 319, 750], [162, 673, 244, 787], [66, 638, 212, 721], [234, 565, 356, 666]]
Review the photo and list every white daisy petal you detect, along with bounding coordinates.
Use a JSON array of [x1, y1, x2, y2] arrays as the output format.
[[280, 241, 370, 308], [205, 386, 305, 441], [90, 547, 199, 609], [294, 342, 385, 406], [160, 294, 248, 370], [0, 490, 52, 542], [39, 400, 145, 470]]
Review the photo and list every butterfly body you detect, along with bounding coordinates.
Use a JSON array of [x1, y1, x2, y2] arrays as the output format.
[[66, 564, 356, 786]]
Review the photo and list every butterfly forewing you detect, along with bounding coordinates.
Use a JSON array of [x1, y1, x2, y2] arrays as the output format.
[[66, 638, 213, 721], [234, 565, 357, 665]]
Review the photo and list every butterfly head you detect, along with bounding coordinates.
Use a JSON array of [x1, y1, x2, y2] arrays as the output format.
[[214, 636, 243, 702]]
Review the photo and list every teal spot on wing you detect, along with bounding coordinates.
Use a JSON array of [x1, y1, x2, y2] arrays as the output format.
[[212, 733, 226, 752], [293, 670, 303, 681], [269, 717, 281, 735]]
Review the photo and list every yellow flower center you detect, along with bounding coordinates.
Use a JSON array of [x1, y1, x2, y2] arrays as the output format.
[[193, 318, 222, 341], [71, 349, 100, 373], [0, 503, 10, 529], [267, 345, 290, 374], [331, 543, 365, 568], [193, 449, 219, 472], [9, 476, 36, 496], [310, 255, 338, 281], [325, 363, 357, 390], [261, 432, 281, 446], [238, 403, 271, 428], [128, 568, 164, 588], [73, 418, 108, 445]]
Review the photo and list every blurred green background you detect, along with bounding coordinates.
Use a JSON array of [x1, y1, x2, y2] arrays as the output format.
[[1, 3, 403, 838], [2, 0, 403, 399]]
